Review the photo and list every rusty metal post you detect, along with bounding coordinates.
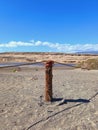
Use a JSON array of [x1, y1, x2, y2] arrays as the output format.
[[45, 60, 54, 102]]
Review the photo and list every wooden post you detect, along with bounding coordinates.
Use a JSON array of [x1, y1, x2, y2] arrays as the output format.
[[45, 60, 54, 101]]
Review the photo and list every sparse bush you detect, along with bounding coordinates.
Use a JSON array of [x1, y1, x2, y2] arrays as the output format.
[[78, 58, 98, 70]]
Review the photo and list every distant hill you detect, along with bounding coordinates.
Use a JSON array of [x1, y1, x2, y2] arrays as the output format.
[[76, 51, 98, 55]]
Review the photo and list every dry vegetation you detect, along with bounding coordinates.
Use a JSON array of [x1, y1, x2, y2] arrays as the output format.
[[78, 58, 98, 70], [0, 52, 98, 64]]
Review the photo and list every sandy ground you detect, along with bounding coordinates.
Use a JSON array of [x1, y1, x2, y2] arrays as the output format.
[[0, 66, 98, 130], [0, 52, 98, 63]]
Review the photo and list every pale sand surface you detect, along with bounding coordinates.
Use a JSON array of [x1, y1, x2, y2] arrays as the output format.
[[0, 66, 98, 130]]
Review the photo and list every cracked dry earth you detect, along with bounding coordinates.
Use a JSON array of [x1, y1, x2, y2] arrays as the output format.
[[0, 67, 98, 130]]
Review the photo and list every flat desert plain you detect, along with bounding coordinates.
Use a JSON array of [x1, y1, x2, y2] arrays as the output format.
[[0, 65, 98, 130]]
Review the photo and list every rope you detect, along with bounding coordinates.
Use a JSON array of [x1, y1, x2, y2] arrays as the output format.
[[0, 61, 77, 68], [0, 61, 44, 68], [54, 61, 77, 68]]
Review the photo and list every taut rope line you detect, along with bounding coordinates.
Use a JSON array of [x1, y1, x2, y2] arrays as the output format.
[[0, 61, 77, 68]]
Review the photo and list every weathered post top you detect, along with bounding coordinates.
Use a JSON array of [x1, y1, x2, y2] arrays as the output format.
[[45, 60, 54, 102], [45, 60, 54, 67]]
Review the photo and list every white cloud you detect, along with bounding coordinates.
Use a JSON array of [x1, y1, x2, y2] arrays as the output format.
[[0, 41, 33, 48], [0, 39, 98, 53], [35, 41, 42, 46]]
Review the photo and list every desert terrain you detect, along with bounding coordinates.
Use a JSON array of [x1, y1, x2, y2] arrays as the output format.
[[0, 52, 98, 63], [0, 63, 98, 130]]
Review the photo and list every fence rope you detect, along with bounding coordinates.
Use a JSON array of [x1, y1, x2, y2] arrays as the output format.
[[0, 61, 77, 68]]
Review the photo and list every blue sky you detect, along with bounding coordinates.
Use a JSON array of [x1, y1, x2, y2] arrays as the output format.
[[0, 0, 98, 53]]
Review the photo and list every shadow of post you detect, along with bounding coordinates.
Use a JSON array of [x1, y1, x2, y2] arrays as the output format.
[[52, 98, 90, 106]]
